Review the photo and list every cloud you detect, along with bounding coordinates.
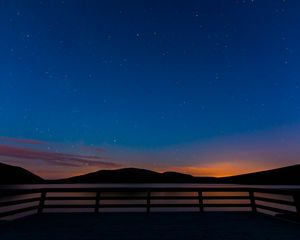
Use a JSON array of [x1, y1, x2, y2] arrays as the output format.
[[0, 144, 120, 168], [0, 136, 107, 154], [0, 136, 45, 145]]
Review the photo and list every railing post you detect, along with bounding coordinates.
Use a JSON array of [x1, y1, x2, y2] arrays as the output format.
[[293, 192, 300, 216], [198, 191, 204, 212], [249, 191, 256, 213], [147, 191, 151, 213], [95, 191, 101, 213], [38, 191, 46, 214]]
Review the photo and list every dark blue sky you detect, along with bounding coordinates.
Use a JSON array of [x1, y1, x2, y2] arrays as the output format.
[[1, 0, 300, 178]]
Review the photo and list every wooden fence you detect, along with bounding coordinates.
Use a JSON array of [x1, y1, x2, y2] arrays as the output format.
[[0, 187, 299, 220]]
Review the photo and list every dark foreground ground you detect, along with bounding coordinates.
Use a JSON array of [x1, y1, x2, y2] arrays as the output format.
[[0, 212, 300, 240]]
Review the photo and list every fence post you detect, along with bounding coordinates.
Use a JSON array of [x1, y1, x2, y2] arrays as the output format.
[[249, 191, 256, 213], [198, 191, 204, 213], [38, 191, 46, 214], [95, 191, 101, 213], [293, 192, 300, 216], [147, 191, 151, 213]]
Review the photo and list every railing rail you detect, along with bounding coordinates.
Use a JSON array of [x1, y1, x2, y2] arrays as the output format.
[[1, 187, 299, 220]]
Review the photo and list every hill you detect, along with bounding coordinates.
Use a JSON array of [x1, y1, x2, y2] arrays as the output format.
[[220, 164, 300, 184], [58, 168, 216, 183], [1, 161, 300, 184], [0, 162, 44, 184]]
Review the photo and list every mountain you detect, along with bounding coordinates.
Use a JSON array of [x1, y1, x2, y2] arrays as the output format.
[[53, 165, 300, 184], [0, 162, 44, 184], [1, 161, 300, 184], [58, 168, 216, 183], [220, 164, 300, 184]]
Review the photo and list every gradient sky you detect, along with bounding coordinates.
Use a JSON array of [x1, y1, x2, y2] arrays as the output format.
[[0, 0, 300, 179]]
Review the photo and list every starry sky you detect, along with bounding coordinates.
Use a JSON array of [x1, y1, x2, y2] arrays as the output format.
[[1, 0, 300, 179]]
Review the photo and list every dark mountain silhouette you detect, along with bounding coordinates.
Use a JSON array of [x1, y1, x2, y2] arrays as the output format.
[[56, 164, 300, 184], [0, 162, 44, 184], [220, 164, 300, 184], [1, 161, 300, 184], [57, 168, 216, 183]]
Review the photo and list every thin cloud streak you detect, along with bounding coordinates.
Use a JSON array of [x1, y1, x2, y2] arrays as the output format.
[[0, 144, 120, 168], [0, 136, 45, 145]]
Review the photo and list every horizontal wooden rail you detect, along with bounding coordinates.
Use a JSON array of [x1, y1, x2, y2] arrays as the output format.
[[0, 188, 44, 196], [1, 187, 299, 194], [1, 187, 299, 220], [255, 204, 295, 215], [0, 197, 41, 207], [254, 196, 296, 206], [0, 206, 38, 218], [42, 203, 252, 208], [40, 195, 251, 201]]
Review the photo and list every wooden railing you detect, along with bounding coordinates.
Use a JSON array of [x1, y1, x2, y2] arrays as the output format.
[[0, 187, 299, 220]]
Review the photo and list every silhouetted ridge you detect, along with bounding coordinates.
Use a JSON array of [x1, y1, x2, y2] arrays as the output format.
[[1, 162, 300, 184], [61, 168, 205, 183], [0, 162, 44, 184], [220, 164, 300, 184]]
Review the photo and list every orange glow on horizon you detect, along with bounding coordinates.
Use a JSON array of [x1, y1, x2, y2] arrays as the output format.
[[168, 161, 286, 177]]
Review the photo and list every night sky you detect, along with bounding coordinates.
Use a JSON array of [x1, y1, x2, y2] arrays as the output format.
[[1, 0, 300, 179]]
